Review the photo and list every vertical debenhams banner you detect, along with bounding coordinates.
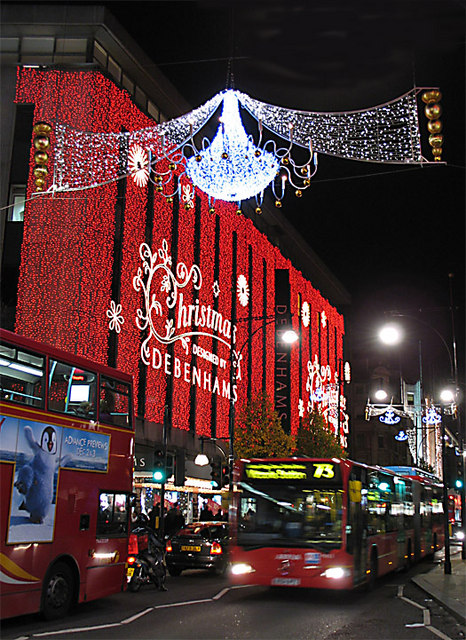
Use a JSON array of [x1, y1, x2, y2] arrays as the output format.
[[274, 269, 291, 433]]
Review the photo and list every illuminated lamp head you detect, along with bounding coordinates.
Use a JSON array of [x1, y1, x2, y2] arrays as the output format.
[[185, 90, 279, 202]]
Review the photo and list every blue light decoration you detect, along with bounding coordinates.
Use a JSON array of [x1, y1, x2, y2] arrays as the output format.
[[379, 408, 401, 425], [422, 407, 441, 424], [395, 430, 408, 441], [185, 91, 279, 202]]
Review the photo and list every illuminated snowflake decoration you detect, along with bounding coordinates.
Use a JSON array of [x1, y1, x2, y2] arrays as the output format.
[[301, 301, 310, 328], [321, 310, 327, 328], [106, 300, 124, 333], [181, 183, 194, 209], [212, 280, 220, 298], [423, 407, 442, 425], [379, 408, 401, 425], [128, 144, 149, 187], [237, 274, 249, 307]]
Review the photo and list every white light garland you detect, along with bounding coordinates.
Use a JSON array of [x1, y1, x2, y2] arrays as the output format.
[[49, 87, 436, 208]]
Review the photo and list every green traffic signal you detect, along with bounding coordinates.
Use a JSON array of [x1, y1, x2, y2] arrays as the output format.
[[153, 448, 166, 483], [455, 478, 463, 489], [153, 469, 165, 482]]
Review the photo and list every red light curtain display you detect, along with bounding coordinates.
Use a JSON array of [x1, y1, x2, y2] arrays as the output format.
[[15, 67, 345, 440]]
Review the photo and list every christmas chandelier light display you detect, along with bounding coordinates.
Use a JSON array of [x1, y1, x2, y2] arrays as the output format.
[[46, 87, 442, 211]]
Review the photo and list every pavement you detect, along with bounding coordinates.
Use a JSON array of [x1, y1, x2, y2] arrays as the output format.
[[412, 546, 466, 624]]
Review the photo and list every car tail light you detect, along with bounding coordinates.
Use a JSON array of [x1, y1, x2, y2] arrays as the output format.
[[211, 542, 223, 555], [127, 556, 136, 564], [166, 541, 173, 553]]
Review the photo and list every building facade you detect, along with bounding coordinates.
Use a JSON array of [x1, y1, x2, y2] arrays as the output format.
[[1, 5, 350, 518]]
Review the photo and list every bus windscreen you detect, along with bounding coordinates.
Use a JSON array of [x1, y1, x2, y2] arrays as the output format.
[[239, 461, 343, 549]]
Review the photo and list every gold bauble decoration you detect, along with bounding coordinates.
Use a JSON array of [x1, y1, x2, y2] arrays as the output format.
[[421, 90, 442, 104], [427, 120, 442, 134], [33, 165, 48, 179], [34, 177, 46, 190], [209, 207, 215, 215], [254, 149, 261, 157], [255, 207, 262, 215], [301, 166, 309, 175], [275, 200, 282, 208], [425, 104, 442, 120], [222, 152, 229, 160], [169, 163, 176, 171], [295, 189, 302, 198], [196, 155, 202, 162], [156, 185, 163, 192], [281, 156, 289, 165], [33, 122, 52, 135], [34, 135, 50, 151], [432, 147, 443, 158], [236, 208, 242, 215], [303, 178, 311, 186], [34, 151, 49, 165], [166, 197, 174, 203], [429, 134, 443, 148]]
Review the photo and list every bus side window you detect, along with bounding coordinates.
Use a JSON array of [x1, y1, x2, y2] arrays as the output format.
[[99, 376, 132, 428], [48, 360, 97, 417], [97, 491, 129, 536], [0, 342, 45, 407]]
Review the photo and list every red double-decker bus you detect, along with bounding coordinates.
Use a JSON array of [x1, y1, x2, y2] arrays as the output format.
[[0, 329, 134, 619], [229, 457, 444, 590]]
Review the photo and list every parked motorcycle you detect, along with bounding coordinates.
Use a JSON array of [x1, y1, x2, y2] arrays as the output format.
[[126, 526, 167, 592]]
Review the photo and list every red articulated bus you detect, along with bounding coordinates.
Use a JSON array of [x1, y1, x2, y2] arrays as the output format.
[[229, 457, 444, 590], [0, 329, 135, 619]]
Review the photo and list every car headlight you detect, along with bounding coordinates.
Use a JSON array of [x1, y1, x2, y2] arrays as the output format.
[[230, 562, 255, 575], [455, 530, 465, 540], [322, 567, 351, 579]]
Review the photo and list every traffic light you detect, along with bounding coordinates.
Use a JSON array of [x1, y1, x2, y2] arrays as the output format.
[[221, 463, 230, 488], [210, 460, 221, 488], [153, 449, 166, 483], [175, 451, 186, 486], [166, 452, 174, 480], [454, 453, 464, 489]]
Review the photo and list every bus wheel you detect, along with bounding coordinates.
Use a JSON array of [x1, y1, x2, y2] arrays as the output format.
[[42, 562, 74, 620]]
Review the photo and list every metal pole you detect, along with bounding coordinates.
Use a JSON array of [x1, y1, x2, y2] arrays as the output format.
[[441, 407, 452, 574], [448, 274, 464, 559], [159, 404, 169, 540]]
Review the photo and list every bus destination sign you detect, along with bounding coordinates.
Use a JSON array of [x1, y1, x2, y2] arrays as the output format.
[[244, 462, 340, 482]]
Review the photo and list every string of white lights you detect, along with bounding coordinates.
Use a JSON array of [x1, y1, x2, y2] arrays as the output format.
[[50, 88, 435, 201], [237, 89, 424, 164]]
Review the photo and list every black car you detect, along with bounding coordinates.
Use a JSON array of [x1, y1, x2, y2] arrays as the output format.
[[165, 522, 229, 576]]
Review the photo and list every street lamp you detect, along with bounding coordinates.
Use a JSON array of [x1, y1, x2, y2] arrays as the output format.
[[228, 316, 298, 485], [379, 313, 462, 571]]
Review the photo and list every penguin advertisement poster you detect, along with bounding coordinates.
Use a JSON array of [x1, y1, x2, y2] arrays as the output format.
[[2, 418, 62, 544], [1, 416, 111, 544]]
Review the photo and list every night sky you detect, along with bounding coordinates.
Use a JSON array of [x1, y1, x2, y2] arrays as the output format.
[[81, 2, 466, 391]]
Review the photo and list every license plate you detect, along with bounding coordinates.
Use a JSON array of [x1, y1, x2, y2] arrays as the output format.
[[271, 577, 301, 586], [181, 545, 201, 552], [127, 567, 134, 577]]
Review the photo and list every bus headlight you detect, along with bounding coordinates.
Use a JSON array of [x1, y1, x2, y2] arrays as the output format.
[[322, 567, 351, 580], [230, 562, 255, 575]]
